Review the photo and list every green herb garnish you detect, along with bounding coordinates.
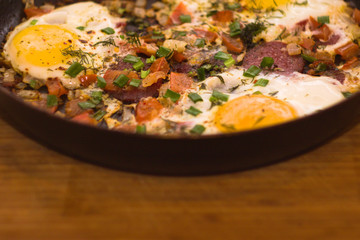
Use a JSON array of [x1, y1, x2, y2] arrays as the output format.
[[164, 89, 181, 102], [123, 55, 140, 64], [197, 68, 206, 81], [113, 74, 129, 88], [260, 57, 274, 69], [194, 38, 206, 48], [301, 54, 316, 63], [190, 125, 206, 135], [30, 19, 38, 26], [141, 70, 150, 79], [129, 79, 142, 88], [133, 61, 144, 71], [188, 93, 203, 103], [92, 110, 106, 121], [243, 65, 261, 78], [342, 92, 352, 98], [180, 14, 191, 23], [47, 95, 58, 107], [254, 78, 269, 87], [97, 76, 107, 88], [101, 27, 115, 35], [224, 57, 236, 67], [186, 106, 202, 116], [78, 101, 96, 110], [156, 46, 172, 58], [136, 125, 147, 134], [146, 55, 156, 64], [210, 90, 229, 103], [214, 51, 231, 61], [317, 16, 330, 24], [65, 62, 84, 78]]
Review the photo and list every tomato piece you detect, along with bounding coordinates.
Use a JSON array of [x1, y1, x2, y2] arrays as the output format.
[[135, 98, 163, 123], [103, 69, 139, 91], [312, 24, 332, 41], [193, 29, 218, 43], [46, 78, 68, 97], [353, 9, 360, 24], [335, 42, 360, 60], [72, 112, 97, 125], [169, 72, 193, 93], [308, 16, 320, 31], [79, 74, 97, 87], [342, 57, 360, 70], [24, 7, 51, 18], [221, 33, 244, 54], [149, 57, 170, 74], [300, 38, 315, 50], [172, 51, 187, 63], [212, 10, 234, 23], [167, 2, 192, 25]]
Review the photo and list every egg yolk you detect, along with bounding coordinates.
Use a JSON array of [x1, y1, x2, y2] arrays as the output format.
[[215, 95, 297, 132], [245, 0, 290, 9], [10, 25, 77, 68]]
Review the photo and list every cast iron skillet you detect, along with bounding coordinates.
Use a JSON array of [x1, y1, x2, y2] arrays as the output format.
[[0, 0, 360, 175]]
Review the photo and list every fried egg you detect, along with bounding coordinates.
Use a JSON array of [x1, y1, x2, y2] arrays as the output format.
[[3, 2, 122, 88]]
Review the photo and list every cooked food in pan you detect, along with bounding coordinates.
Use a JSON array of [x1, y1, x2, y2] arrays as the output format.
[[1, 0, 360, 135]]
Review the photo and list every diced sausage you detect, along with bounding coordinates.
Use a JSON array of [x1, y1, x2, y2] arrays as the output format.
[[242, 41, 305, 73]]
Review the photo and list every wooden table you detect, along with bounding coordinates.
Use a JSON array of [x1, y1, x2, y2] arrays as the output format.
[[0, 117, 359, 240]]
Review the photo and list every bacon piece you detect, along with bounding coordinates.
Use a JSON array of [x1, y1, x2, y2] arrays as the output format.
[[335, 42, 360, 60], [149, 57, 170, 74], [169, 72, 193, 93], [312, 24, 332, 42], [172, 51, 187, 63], [72, 112, 97, 126], [221, 33, 244, 54], [194, 29, 218, 43], [135, 44, 158, 57], [167, 2, 192, 25], [212, 10, 234, 23], [103, 69, 162, 103], [342, 57, 360, 70], [135, 98, 163, 123], [46, 78, 68, 97], [24, 7, 51, 18], [79, 74, 97, 88], [142, 72, 167, 87], [353, 9, 360, 24]]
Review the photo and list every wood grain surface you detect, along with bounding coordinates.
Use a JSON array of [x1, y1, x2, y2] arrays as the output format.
[[0, 116, 360, 240]]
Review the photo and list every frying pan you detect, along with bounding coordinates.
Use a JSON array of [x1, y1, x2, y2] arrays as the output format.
[[0, 0, 359, 175]]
